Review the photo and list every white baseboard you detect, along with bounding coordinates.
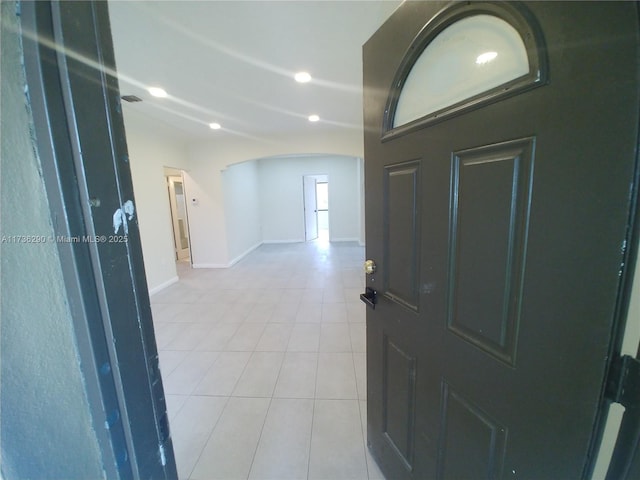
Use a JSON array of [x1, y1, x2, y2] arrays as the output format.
[[192, 241, 263, 269], [262, 239, 304, 244], [148, 276, 179, 296], [228, 241, 263, 267], [264, 238, 360, 244]]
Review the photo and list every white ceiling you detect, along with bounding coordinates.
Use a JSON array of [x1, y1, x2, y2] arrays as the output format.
[[108, 1, 402, 142]]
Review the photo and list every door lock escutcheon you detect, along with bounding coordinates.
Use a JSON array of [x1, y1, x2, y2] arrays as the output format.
[[360, 287, 377, 309]]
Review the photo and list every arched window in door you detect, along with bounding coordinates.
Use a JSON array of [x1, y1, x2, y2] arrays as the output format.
[[384, 3, 547, 138]]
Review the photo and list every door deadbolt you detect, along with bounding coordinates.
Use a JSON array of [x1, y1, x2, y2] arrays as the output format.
[[364, 259, 377, 275]]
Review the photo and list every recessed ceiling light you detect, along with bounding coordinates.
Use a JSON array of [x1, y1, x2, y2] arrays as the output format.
[[148, 87, 168, 98], [295, 72, 312, 83], [209, 122, 222, 130], [476, 51, 498, 65], [308, 115, 320, 122]]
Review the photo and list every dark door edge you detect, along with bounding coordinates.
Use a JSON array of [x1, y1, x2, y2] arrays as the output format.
[[601, 86, 640, 480], [19, 1, 177, 478], [592, 5, 640, 474]]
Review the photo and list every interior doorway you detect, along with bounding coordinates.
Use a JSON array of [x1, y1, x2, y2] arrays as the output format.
[[316, 180, 329, 241], [303, 174, 329, 242], [166, 174, 191, 262]]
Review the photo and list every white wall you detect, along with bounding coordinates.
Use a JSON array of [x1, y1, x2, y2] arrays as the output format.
[[123, 108, 190, 293], [222, 160, 262, 263], [125, 115, 365, 276], [190, 128, 364, 167], [184, 145, 230, 267], [258, 155, 362, 243], [185, 128, 364, 257], [184, 149, 363, 267]]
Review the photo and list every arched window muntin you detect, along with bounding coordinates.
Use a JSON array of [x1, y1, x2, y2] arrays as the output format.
[[382, 2, 548, 141]]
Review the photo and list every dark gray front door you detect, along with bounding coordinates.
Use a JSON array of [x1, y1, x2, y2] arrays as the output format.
[[363, 2, 639, 479]]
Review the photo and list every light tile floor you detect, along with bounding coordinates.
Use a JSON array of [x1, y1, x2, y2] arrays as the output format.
[[150, 240, 385, 480]]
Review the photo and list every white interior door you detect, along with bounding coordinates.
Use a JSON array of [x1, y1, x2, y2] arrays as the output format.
[[316, 181, 329, 240], [303, 175, 318, 241], [167, 175, 190, 260]]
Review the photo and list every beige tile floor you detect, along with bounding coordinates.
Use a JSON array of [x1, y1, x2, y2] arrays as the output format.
[[150, 240, 385, 480]]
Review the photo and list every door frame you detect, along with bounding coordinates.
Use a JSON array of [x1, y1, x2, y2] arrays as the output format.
[[21, 2, 177, 478]]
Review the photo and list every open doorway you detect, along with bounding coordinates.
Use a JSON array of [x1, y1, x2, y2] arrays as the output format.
[[316, 180, 329, 241], [166, 174, 191, 263], [303, 174, 329, 242]]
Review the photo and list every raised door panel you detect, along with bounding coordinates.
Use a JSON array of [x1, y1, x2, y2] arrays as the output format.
[[383, 161, 421, 310], [448, 138, 534, 365], [437, 383, 507, 479]]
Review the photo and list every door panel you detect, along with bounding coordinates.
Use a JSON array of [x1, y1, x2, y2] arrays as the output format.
[[364, 2, 639, 479], [384, 161, 421, 310], [383, 335, 417, 469], [438, 383, 507, 479], [448, 138, 533, 365]]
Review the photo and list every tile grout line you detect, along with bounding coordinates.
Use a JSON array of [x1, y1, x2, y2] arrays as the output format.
[[244, 332, 290, 479], [185, 394, 232, 480], [306, 341, 322, 480], [353, 351, 372, 480], [245, 394, 276, 480]]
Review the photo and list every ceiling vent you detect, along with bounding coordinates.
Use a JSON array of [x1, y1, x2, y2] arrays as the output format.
[[121, 95, 142, 103]]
